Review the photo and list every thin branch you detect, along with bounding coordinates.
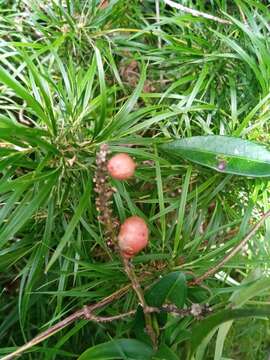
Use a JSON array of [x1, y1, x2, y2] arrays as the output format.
[[83, 308, 136, 322], [122, 257, 158, 349], [1, 286, 130, 360], [99, 0, 109, 9], [160, 303, 212, 318], [2, 286, 213, 360], [190, 210, 270, 286], [164, 0, 231, 24]]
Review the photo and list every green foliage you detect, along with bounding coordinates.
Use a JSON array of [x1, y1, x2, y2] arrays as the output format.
[[78, 339, 154, 360], [161, 135, 270, 177], [1, 0, 270, 359], [190, 307, 270, 356], [145, 271, 187, 308]]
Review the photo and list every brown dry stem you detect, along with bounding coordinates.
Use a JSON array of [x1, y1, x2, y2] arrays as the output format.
[[2, 289, 212, 360], [1, 286, 130, 360], [190, 210, 270, 286], [122, 256, 158, 349]]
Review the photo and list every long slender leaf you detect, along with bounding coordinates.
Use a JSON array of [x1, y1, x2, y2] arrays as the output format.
[[0, 173, 58, 248], [45, 184, 91, 272], [190, 307, 270, 355], [0, 66, 50, 129]]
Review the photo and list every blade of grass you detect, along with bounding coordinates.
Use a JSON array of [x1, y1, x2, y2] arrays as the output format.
[[173, 166, 192, 257], [45, 184, 91, 273]]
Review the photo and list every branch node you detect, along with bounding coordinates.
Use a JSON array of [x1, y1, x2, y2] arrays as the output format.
[[83, 306, 92, 320]]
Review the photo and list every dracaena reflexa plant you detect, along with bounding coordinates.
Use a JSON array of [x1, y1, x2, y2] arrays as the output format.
[[2, 1, 270, 360]]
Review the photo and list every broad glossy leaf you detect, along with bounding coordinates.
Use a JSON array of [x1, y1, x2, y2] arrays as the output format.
[[190, 307, 270, 355], [145, 271, 186, 308], [133, 272, 186, 346], [132, 306, 151, 345], [161, 136, 270, 177], [77, 339, 154, 360], [153, 344, 179, 360]]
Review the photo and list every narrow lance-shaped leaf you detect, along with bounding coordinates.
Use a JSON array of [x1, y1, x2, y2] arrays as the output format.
[[190, 307, 270, 355], [161, 135, 270, 177], [19, 49, 57, 135], [214, 275, 270, 360], [98, 62, 146, 139], [93, 46, 107, 136], [0, 172, 58, 249], [0, 66, 52, 131], [45, 184, 91, 272]]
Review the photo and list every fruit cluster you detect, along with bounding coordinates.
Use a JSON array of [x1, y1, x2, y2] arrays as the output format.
[[107, 153, 149, 258]]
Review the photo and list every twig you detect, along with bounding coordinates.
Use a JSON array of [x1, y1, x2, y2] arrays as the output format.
[[1, 286, 130, 360], [160, 303, 212, 318], [99, 0, 109, 9], [83, 308, 136, 322], [190, 210, 270, 286], [237, 4, 248, 26], [1, 285, 213, 360], [122, 257, 157, 349], [164, 0, 231, 25]]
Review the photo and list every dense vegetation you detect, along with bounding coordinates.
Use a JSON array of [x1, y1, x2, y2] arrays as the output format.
[[1, 1, 270, 359]]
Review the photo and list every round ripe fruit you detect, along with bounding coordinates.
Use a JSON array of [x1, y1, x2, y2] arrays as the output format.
[[107, 153, 136, 180], [118, 216, 148, 258]]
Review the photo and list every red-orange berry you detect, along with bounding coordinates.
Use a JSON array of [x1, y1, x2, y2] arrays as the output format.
[[107, 153, 136, 180], [118, 216, 148, 258]]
